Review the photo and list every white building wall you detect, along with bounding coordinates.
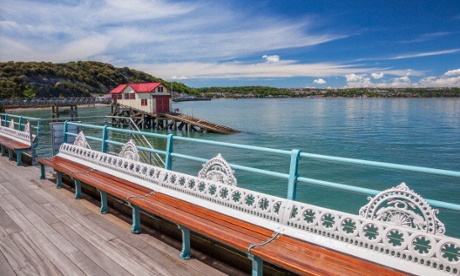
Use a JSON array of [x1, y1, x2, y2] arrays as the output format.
[[115, 84, 170, 114]]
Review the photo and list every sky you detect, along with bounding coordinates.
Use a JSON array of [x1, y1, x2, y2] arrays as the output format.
[[1, 0, 460, 88]]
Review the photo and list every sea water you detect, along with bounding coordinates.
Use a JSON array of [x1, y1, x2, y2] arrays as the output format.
[[12, 98, 460, 237]]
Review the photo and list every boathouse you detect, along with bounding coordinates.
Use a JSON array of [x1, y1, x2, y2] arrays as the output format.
[[110, 82, 171, 114]]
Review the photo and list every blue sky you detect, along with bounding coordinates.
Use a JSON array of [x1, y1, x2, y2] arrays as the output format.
[[1, 0, 459, 88]]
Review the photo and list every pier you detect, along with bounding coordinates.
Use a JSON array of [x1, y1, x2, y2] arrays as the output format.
[[0, 158, 234, 276], [2, 112, 460, 275], [0, 97, 112, 110], [111, 104, 239, 134]]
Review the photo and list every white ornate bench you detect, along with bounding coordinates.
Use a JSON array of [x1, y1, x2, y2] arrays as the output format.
[[37, 132, 460, 275], [0, 119, 36, 165]]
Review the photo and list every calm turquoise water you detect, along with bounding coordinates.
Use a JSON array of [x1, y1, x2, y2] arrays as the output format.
[[12, 98, 460, 237]]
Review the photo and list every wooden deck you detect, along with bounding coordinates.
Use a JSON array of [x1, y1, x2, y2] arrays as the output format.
[[0, 158, 233, 276]]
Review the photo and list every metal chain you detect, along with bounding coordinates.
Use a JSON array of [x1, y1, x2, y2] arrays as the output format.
[[126, 191, 156, 202], [69, 168, 95, 175], [247, 232, 281, 253]]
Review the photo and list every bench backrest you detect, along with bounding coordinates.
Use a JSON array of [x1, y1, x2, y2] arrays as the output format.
[[0, 120, 36, 146], [56, 132, 460, 275]]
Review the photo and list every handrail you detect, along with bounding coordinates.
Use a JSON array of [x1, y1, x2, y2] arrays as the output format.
[[127, 117, 164, 166], [62, 121, 460, 213]]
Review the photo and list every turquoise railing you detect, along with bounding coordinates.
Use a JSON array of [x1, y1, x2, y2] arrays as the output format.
[[62, 121, 460, 214], [0, 113, 42, 162]]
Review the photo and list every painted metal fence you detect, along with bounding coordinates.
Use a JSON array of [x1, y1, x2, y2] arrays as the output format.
[[61, 121, 460, 214], [58, 121, 460, 275]]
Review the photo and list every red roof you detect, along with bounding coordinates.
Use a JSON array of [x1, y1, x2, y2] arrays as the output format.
[[109, 84, 128, 94], [110, 82, 163, 94]]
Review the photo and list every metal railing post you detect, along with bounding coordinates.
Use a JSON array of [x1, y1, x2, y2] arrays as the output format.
[[63, 121, 69, 143], [18, 116, 23, 130], [287, 149, 301, 200], [165, 134, 174, 170], [101, 125, 109, 153]]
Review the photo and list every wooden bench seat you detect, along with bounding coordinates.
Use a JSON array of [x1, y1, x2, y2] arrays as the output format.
[[37, 155, 406, 275], [0, 135, 31, 165], [133, 193, 405, 276]]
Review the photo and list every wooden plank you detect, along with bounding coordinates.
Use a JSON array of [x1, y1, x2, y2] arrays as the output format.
[[67, 250, 111, 276], [0, 223, 40, 275], [2, 181, 61, 225], [9, 232, 63, 276], [0, 247, 16, 276], [5, 178, 105, 276], [40, 202, 154, 276], [108, 238, 183, 276], [29, 178, 95, 217], [51, 221, 132, 276], [2, 193, 78, 255], [0, 173, 6, 184], [0, 194, 86, 276], [0, 205, 22, 235]]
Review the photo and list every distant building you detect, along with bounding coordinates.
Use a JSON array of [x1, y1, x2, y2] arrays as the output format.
[[110, 82, 171, 114]]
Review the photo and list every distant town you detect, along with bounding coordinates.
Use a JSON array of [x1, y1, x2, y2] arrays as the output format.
[[197, 87, 460, 98]]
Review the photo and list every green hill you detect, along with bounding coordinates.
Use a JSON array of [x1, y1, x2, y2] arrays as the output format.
[[0, 61, 198, 99]]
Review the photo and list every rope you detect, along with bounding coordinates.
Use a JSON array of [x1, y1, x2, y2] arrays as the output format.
[[126, 191, 156, 203], [247, 232, 281, 253], [69, 168, 95, 175]]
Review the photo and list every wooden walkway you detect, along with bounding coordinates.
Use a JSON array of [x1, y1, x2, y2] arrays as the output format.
[[0, 158, 232, 276], [111, 104, 239, 134], [163, 113, 240, 134]]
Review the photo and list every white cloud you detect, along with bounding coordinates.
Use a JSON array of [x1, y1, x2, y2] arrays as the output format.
[[418, 69, 460, 87], [313, 78, 326, 84], [345, 74, 373, 88], [344, 69, 460, 88], [0, 0, 344, 64], [390, 49, 460, 60], [345, 73, 363, 82], [399, 32, 453, 43], [134, 61, 402, 81], [262, 55, 280, 63], [444, 69, 460, 76], [371, 73, 384, 79]]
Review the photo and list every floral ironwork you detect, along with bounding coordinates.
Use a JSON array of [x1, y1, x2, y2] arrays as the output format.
[[198, 154, 237, 186], [56, 143, 460, 275]]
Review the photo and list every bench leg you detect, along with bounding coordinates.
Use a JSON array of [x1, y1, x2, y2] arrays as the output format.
[[1, 145, 5, 156], [97, 189, 108, 214], [248, 254, 263, 276], [40, 164, 46, 179], [8, 149, 13, 161], [177, 225, 191, 260], [16, 150, 23, 166], [73, 179, 81, 199], [56, 171, 63, 189], [128, 203, 141, 234]]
